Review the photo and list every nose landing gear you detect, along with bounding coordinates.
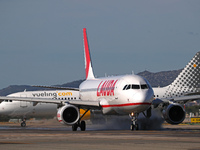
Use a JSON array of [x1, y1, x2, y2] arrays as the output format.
[[129, 107, 152, 131], [130, 113, 139, 131]]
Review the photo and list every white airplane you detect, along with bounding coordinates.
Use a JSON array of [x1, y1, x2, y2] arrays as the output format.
[[0, 28, 154, 131], [0, 90, 80, 127], [152, 51, 200, 125]]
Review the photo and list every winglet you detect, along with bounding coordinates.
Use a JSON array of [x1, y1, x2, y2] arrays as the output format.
[[83, 28, 95, 80]]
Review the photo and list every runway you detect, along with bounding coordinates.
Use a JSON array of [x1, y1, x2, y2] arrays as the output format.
[[0, 121, 200, 150]]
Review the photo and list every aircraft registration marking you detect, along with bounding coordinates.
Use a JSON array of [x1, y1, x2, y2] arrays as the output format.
[[97, 80, 118, 97]]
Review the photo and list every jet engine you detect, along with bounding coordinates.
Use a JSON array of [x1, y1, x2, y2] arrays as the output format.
[[57, 104, 80, 125], [162, 103, 185, 124]]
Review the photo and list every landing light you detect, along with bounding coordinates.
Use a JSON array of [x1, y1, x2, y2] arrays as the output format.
[[130, 112, 134, 117]]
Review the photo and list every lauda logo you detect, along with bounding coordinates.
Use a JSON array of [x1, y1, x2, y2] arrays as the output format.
[[97, 80, 118, 96]]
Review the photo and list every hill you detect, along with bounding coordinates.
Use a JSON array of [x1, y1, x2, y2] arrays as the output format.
[[138, 69, 182, 87], [0, 70, 182, 96]]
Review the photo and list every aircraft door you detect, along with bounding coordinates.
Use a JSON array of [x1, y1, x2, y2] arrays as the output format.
[[20, 94, 27, 108]]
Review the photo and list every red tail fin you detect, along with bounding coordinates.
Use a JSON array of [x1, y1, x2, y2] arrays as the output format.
[[83, 28, 95, 80]]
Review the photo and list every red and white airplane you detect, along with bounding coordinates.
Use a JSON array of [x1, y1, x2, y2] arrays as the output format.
[[0, 28, 154, 131]]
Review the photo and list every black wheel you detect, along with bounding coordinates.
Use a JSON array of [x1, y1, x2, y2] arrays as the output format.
[[131, 124, 139, 131], [135, 123, 139, 130], [80, 121, 86, 131], [21, 122, 26, 127], [130, 124, 134, 131], [72, 124, 78, 131]]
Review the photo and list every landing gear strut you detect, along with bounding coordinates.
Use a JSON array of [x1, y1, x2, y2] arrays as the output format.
[[21, 117, 26, 127], [72, 109, 89, 131], [72, 120, 86, 131], [130, 113, 139, 131]]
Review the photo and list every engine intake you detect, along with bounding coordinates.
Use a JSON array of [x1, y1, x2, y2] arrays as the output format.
[[57, 104, 80, 125], [163, 103, 185, 124]]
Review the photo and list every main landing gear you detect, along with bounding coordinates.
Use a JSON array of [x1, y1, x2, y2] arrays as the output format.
[[130, 113, 139, 131], [72, 109, 89, 131], [72, 120, 86, 131], [21, 117, 26, 127]]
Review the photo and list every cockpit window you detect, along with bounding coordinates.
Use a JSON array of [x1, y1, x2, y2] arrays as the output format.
[[123, 84, 149, 90], [123, 85, 128, 90], [126, 85, 131, 90], [132, 84, 140, 89], [141, 84, 148, 89]]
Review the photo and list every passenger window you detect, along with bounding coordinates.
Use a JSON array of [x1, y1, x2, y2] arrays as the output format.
[[141, 84, 148, 89], [132, 85, 140, 89]]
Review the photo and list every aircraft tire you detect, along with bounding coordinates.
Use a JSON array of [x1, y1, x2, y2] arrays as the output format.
[[135, 123, 139, 130], [21, 122, 26, 127], [80, 121, 86, 131], [131, 124, 139, 131], [72, 124, 78, 131], [130, 124, 134, 131]]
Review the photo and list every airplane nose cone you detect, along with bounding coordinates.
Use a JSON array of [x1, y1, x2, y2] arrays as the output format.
[[133, 89, 154, 103]]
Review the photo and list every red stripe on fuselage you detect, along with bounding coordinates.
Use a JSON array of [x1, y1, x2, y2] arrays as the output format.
[[101, 103, 151, 108]]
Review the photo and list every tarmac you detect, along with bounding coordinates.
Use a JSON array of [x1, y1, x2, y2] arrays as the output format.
[[0, 119, 200, 150]]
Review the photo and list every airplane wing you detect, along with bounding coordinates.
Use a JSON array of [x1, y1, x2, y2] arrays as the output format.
[[0, 96, 101, 109], [32, 85, 79, 91], [69, 100, 101, 109], [0, 96, 62, 104], [152, 95, 200, 107], [172, 95, 200, 103]]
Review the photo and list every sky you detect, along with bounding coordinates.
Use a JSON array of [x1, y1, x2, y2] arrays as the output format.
[[0, 0, 200, 89]]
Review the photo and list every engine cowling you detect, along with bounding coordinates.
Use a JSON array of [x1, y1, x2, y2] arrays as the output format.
[[162, 103, 185, 124], [57, 104, 80, 125]]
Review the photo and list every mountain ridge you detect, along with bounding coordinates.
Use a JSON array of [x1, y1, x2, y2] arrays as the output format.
[[0, 69, 182, 96]]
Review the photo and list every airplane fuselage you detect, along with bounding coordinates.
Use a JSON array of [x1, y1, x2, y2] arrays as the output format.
[[80, 74, 154, 115], [0, 90, 80, 117]]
